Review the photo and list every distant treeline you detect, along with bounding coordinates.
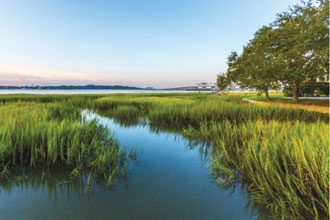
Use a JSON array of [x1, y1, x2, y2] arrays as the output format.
[[0, 85, 146, 90]]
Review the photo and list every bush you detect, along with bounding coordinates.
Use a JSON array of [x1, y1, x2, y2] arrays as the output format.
[[315, 82, 329, 96]]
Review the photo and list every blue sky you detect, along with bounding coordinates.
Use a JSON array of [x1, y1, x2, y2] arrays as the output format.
[[0, 0, 298, 88]]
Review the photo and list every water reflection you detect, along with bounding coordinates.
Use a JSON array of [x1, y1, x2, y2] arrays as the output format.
[[88, 111, 259, 217], [0, 169, 85, 198], [0, 167, 132, 198], [91, 110, 265, 218]]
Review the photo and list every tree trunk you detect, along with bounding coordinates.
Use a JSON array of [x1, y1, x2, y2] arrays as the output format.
[[264, 87, 270, 101], [292, 82, 299, 103]]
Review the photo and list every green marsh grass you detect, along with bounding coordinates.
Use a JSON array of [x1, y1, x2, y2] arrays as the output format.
[[111, 105, 142, 122], [0, 102, 129, 187], [0, 93, 328, 219], [148, 100, 328, 128], [184, 120, 329, 219], [95, 95, 193, 111], [93, 93, 329, 219]]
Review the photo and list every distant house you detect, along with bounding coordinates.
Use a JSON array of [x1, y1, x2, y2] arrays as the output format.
[[166, 82, 217, 91], [195, 82, 217, 90]]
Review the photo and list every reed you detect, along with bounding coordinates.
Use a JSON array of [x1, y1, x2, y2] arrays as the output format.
[[0, 102, 128, 186], [95, 95, 193, 111], [0, 93, 328, 218], [148, 100, 328, 128], [111, 105, 142, 122], [93, 93, 329, 218], [183, 120, 329, 219]]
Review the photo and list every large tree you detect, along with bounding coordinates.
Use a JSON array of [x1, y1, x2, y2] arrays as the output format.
[[221, 1, 328, 102], [224, 27, 281, 100], [240, 26, 281, 100], [273, 0, 329, 102]]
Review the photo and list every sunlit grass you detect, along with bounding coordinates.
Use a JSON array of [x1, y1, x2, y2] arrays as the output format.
[[92, 93, 329, 218], [0, 102, 129, 187], [0, 93, 328, 218], [243, 92, 329, 114], [246, 99, 329, 114], [148, 100, 328, 128], [183, 120, 329, 219]]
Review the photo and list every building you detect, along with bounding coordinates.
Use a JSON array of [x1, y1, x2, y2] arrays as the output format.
[[195, 82, 217, 90]]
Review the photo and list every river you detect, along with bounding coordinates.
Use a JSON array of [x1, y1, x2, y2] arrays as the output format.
[[0, 111, 256, 220], [0, 89, 206, 94]]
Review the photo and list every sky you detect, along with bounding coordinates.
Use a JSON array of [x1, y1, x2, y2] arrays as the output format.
[[0, 0, 299, 88]]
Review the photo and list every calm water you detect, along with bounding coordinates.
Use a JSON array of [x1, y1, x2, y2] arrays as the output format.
[[0, 112, 256, 220], [0, 89, 203, 94]]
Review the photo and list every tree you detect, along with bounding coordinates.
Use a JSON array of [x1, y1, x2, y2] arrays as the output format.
[[225, 51, 244, 87], [225, 27, 281, 100], [240, 26, 281, 100], [216, 74, 230, 92], [273, 0, 329, 102], [222, 1, 328, 102]]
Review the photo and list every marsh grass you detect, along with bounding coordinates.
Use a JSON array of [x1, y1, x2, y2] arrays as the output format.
[[0, 93, 328, 219], [184, 120, 329, 219], [95, 95, 193, 112], [110, 105, 143, 122], [148, 101, 328, 128], [93, 93, 329, 219], [0, 102, 129, 188], [94, 94, 328, 128]]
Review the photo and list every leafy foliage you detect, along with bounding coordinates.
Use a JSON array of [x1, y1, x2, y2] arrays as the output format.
[[218, 0, 329, 102]]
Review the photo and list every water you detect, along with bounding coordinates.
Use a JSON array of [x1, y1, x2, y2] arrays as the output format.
[[0, 112, 256, 220], [0, 89, 205, 94]]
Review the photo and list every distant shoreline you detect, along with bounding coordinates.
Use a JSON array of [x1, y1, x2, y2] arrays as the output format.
[[0, 89, 212, 95], [0, 85, 146, 90]]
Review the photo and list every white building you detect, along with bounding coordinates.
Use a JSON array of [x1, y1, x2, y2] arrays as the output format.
[[195, 82, 217, 90]]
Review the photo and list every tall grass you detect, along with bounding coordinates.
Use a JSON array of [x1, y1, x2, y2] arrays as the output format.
[[148, 101, 328, 128], [0, 93, 328, 218], [0, 102, 128, 187], [93, 93, 329, 218], [95, 95, 193, 111], [184, 120, 329, 219], [111, 105, 141, 122], [0, 94, 102, 109]]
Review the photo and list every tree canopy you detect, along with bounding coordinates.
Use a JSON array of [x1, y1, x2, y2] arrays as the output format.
[[217, 0, 329, 102]]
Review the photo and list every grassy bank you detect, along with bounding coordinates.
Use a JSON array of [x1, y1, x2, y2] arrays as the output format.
[[183, 121, 329, 219]]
